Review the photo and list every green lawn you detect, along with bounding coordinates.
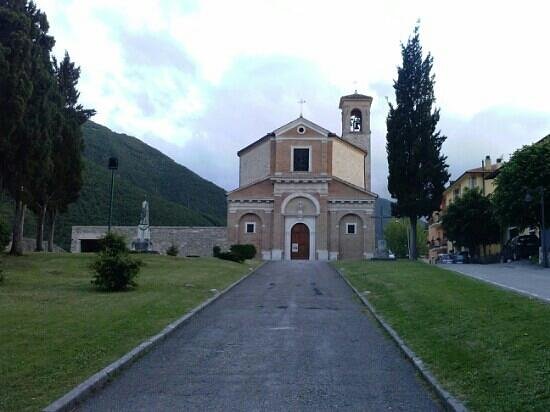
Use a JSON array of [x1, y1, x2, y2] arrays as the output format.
[[334, 260, 550, 411], [0, 253, 260, 411]]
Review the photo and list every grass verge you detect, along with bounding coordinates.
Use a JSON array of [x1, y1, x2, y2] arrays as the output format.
[[334, 260, 550, 412], [0, 253, 260, 411]]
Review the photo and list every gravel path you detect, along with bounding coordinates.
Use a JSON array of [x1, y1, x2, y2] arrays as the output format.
[[78, 261, 441, 411]]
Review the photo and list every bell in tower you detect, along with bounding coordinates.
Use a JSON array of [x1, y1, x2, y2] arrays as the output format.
[[339, 92, 373, 191]]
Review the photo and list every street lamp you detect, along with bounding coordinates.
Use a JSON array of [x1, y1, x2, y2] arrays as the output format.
[[107, 157, 118, 233], [524, 186, 547, 268]]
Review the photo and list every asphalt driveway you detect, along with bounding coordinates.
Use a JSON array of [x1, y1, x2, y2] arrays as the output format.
[[78, 261, 441, 411], [439, 261, 550, 303]]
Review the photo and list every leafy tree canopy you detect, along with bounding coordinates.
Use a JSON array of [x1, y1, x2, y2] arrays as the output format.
[[442, 188, 500, 256], [492, 138, 550, 230], [384, 218, 428, 258]]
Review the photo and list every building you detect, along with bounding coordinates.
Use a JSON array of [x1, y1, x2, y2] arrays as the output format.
[[227, 93, 378, 261], [428, 156, 502, 262]]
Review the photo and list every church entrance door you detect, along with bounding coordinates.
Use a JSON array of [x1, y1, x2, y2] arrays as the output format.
[[291, 223, 310, 260]]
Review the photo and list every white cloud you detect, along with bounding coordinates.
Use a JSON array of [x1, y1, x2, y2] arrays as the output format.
[[36, 0, 550, 197]]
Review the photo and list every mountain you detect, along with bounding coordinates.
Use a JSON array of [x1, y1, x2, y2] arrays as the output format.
[[0, 121, 227, 251]]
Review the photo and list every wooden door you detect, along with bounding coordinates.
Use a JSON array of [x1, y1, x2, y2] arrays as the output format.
[[291, 223, 310, 260]]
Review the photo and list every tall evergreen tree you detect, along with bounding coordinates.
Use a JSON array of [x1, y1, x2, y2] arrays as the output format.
[[0, 0, 34, 189], [46, 52, 95, 251], [0, 1, 55, 255], [386, 26, 449, 259]]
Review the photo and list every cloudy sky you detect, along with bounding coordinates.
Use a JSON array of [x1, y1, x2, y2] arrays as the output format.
[[39, 0, 550, 198]]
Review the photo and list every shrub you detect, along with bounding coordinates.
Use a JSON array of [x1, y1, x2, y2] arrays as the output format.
[[0, 219, 10, 252], [216, 251, 244, 263], [166, 244, 179, 256], [91, 233, 142, 291], [98, 232, 129, 256], [91, 253, 143, 291], [230, 244, 257, 260]]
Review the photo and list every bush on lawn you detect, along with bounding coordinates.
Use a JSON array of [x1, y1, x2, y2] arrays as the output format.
[[230, 244, 256, 260], [166, 244, 179, 256], [91, 233, 143, 291], [98, 232, 129, 255], [213, 245, 244, 263]]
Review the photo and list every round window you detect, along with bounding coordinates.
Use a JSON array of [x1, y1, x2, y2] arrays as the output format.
[[297, 126, 306, 134]]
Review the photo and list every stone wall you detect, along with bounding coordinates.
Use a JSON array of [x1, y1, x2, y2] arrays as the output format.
[[71, 226, 229, 256]]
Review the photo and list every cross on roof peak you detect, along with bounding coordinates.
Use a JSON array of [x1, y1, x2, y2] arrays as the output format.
[[297, 98, 306, 117]]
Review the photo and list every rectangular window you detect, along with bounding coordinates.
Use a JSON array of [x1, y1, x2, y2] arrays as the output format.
[[245, 223, 255, 233], [346, 223, 356, 235], [293, 148, 310, 172]]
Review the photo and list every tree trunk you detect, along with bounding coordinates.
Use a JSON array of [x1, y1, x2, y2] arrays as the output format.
[[409, 216, 417, 260], [47, 208, 57, 252], [35, 204, 47, 252], [10, 200, 26, 256]]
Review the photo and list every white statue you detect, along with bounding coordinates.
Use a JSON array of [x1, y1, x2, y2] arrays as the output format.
[[138, 200, 150, 242]]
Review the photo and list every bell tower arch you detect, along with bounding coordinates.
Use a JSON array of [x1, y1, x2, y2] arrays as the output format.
[[339, 92, 373, 190]]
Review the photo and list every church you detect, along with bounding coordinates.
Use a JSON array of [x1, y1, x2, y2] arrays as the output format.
[[227, 92, 378, 260]]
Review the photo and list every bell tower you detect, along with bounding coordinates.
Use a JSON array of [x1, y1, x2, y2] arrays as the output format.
[[339, 92, 373, 190]]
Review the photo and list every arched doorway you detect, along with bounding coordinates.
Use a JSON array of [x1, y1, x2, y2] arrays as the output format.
[[291, 223, 310, 260]]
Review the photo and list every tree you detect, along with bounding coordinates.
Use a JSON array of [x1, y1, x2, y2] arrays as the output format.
[[442, 188, 500, 258], [492, 139, 549, 231], [0, 1, 55, 255], [0, 0, 34, 190], [386, 26, 450, 260], [384, 218, 428, 258], [46, 52, 95, 252]]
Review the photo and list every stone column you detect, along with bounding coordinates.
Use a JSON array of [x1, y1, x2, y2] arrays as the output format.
[[364, 210, 375, 259], [329, 209, 340, 260], [272, 196, 283, 260], [317, 196, 329, 260]]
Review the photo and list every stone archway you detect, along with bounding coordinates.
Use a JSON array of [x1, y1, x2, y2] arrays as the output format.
[[282, 194, 318, 260], [338, 214, 364, 260]]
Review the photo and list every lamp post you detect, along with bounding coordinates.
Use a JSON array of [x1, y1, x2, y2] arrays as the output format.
[[107, 157, 118, 233], [525, 187, 547, 268]]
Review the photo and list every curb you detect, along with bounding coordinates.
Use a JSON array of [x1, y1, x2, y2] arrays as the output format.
[[439, 265, 550, 304], [332, 265, 468, 412], [43, 261, 268, 412]]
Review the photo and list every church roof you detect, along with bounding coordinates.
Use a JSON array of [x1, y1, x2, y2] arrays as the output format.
[[273, 116, 331, 136], [339, 92, 373, 108], [237, 116, 367, 157]]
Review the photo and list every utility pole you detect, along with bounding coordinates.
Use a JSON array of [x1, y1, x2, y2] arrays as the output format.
[[108, 157, 118, 233]]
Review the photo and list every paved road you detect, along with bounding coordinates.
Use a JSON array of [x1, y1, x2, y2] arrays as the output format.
[[440, 261, 550, 303], [78, 261, 441, 411]]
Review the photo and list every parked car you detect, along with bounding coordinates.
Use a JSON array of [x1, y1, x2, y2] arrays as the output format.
[[502, 235, 540, 261], [388, 250, 396, 260], [453, 251, 469, 264], [437, 253, 453, 264], [453, 254, 465, 264]]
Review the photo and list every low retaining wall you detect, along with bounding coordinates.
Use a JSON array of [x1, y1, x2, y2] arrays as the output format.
[[71, 226, 229, 256]]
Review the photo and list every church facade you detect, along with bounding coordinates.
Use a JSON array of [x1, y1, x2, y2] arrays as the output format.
[[227, 93, 378, 260]]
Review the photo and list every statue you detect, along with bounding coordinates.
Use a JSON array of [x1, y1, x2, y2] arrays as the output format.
[[133, 200, 152, 252]]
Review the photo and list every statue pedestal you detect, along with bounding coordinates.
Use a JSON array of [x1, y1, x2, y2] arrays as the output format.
[[133, 239, 152, 252]]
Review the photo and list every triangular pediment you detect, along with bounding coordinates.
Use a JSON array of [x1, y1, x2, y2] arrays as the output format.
[[273, 117, 331, 137]]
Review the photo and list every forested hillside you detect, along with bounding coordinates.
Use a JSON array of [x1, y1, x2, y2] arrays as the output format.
[[0, 122, 227, 251]]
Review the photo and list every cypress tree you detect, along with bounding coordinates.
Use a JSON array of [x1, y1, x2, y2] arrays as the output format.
[[386, 26, 449, 260], [0, 1, 55, 255], [46, 52, 95, 251]]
